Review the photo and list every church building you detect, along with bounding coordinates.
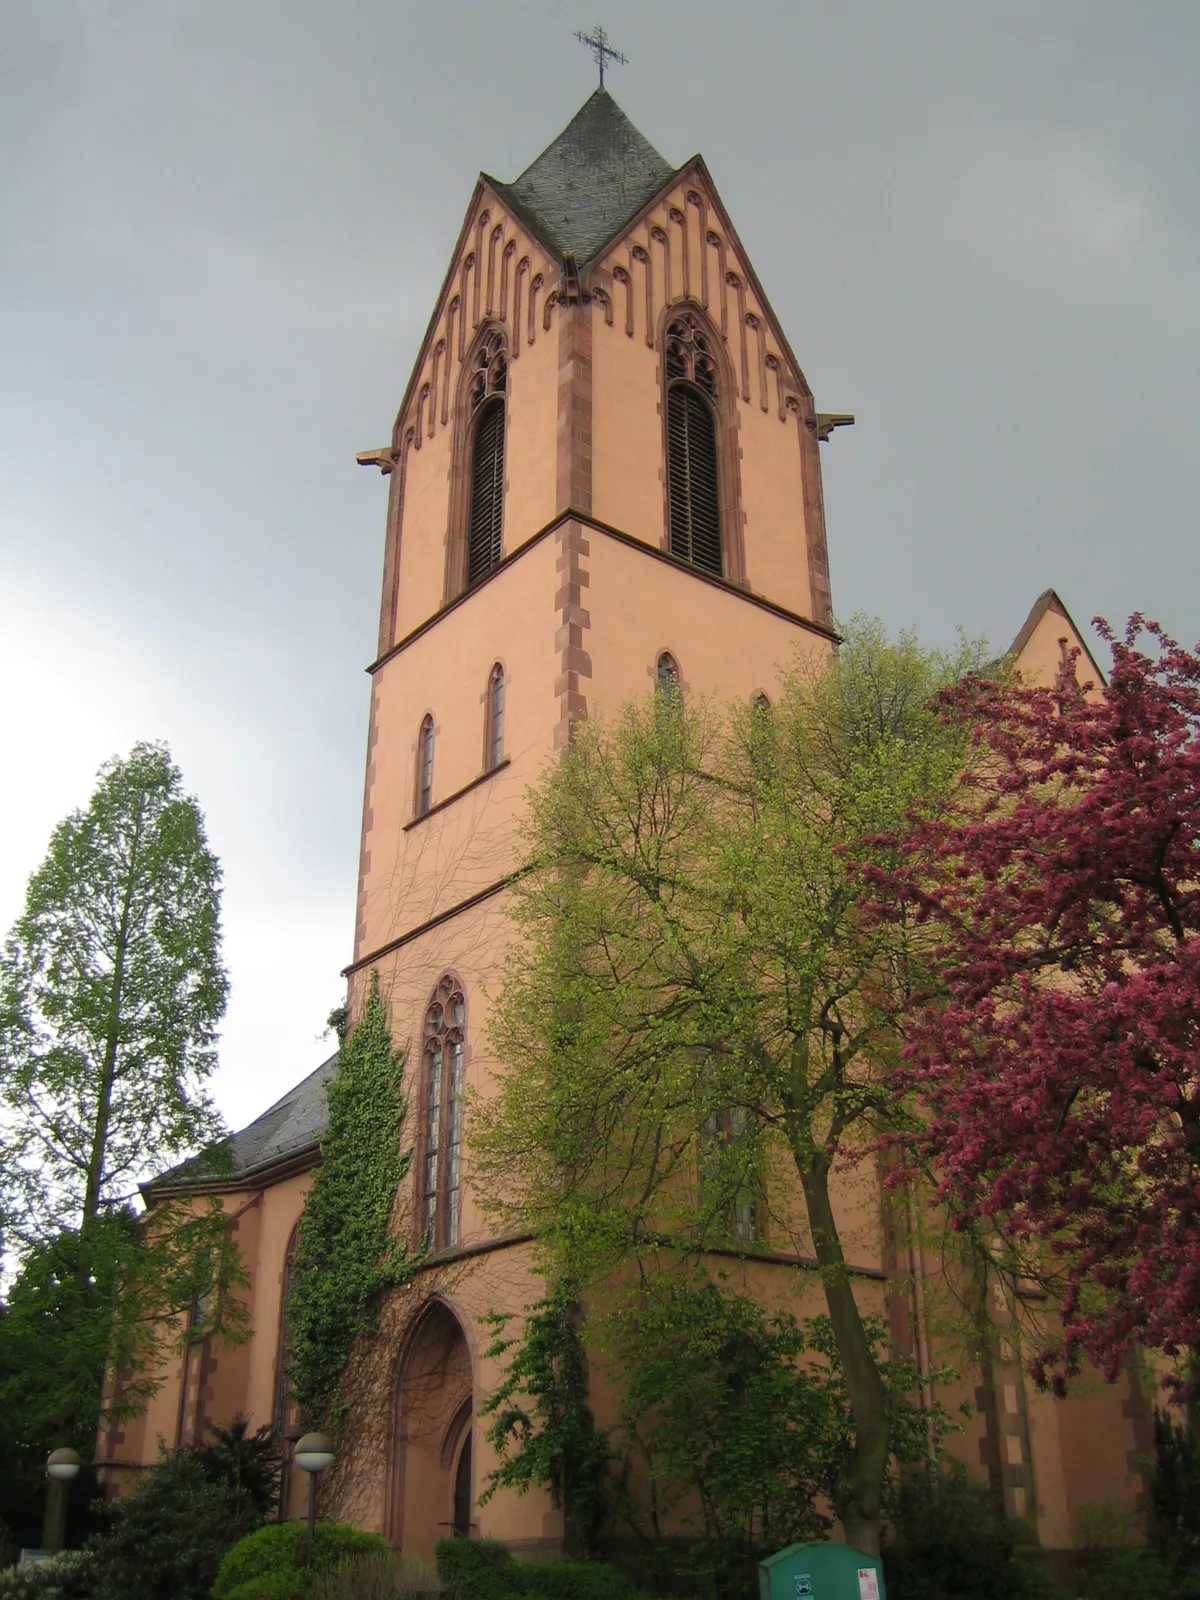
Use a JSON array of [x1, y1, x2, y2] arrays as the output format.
[[100, 85, 1148, 1566]]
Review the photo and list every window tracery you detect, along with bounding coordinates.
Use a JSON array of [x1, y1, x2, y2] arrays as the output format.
[[421, 975, 467, 1251], [469, 330, 507, 412], [665, 313, 717, 398]]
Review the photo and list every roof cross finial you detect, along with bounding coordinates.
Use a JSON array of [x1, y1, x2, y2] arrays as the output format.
[[574, 24, 628, 88]]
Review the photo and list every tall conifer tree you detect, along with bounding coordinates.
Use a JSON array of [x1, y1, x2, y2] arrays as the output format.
[[0, 743, 243, 1528]]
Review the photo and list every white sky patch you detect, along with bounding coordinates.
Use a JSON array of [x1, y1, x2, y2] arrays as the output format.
[[946, 128, 1157, 282], [0, 575, 351, 1145]]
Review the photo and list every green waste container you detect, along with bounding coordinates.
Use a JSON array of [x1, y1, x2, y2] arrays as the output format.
[[758, 1541, 886, 1600]]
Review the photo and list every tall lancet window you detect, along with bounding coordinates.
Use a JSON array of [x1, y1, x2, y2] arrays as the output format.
[[486, 663, 505, 771], [416, 715, 435, 817], [421, 974, 467, 1251], [664, 314, 722, 577], [467, 331, 507, 587]]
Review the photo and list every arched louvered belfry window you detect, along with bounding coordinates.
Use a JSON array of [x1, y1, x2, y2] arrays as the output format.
[[467, 331, 507, 588], [416, 715, 435, 817], [421, 974, 467, 1251], [665, 314, 722, 577], [485, 663, 505, 771]]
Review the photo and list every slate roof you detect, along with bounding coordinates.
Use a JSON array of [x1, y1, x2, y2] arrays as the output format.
[[487, 89, 676, 267], [145, 1053, 336, 1193]]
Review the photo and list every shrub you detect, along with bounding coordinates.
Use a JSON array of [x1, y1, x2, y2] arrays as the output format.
[[0, 1551, 98, 1600], [523, 1563, 647, 1600], [87, 1449, 257, 1600], [213, 1522, 389, 1599], [1071, 1501, 1200, 1600], [197, 1417, 282, 1519], [222, 1578, 307, 1600], [434, 1541, 649, 1600], [308, 1552, 442, 1599], [883, 1461, 1060, 1600], [1150, 1409, 1200, 1583], [435, 1541, 518, 1600]]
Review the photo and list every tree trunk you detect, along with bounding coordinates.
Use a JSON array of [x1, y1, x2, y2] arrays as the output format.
[[797, 1151, 890, 1557], [80, 809, 144, 1237], [63, 815, 144, 1463]]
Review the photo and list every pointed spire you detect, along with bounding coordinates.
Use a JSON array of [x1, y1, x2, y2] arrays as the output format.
[[486, 89, 676, 267]]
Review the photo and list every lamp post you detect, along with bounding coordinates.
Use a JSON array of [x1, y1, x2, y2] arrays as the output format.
[[293, 1432, 334, 1568], [44, 1448, 81, 1555]]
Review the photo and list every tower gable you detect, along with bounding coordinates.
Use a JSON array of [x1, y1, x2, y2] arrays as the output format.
[[372, 185, 559, 654], [1008, 588, 1108, 688], [583, 159, 834, 625]]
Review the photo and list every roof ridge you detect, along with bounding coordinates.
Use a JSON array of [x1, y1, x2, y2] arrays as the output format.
[[144, 1051, 339, 1193]]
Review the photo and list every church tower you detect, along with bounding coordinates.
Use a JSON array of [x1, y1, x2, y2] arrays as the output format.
[[343, 86, 851, 1555]]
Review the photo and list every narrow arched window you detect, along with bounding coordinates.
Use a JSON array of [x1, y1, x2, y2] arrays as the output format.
[[657, 653, 679, 696], [422, 974, 467, 1251], [486, 664, 505, 771], [749, 691, 774, 779], [417, 715, 434, 817], [665, 314, 722, 577], [467, 332, 507, 587]]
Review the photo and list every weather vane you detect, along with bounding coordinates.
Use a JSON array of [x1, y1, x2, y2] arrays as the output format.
[[574, 24, 628, 88]]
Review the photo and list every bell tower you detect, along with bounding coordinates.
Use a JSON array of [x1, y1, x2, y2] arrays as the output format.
[[351, 85, 847, 966], [346, 91, 849, 1552]]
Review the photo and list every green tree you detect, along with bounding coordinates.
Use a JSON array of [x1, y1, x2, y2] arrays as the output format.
[[0, 743, 243, 1534], [478, 1278, 613, 1558], [86, 1445, 262, 1600], [609, 1275, 951, 1596], [1, 741, 227, 1246], [474, 619, 985, 1555]]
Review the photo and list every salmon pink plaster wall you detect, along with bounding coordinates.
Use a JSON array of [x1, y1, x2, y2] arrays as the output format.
[[383, 193, 559, 648], [355, 534, 559, 966], [588, 169, 827, 623], [582, 528, 830, 716]]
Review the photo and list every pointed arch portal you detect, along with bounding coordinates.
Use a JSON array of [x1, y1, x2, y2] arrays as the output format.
[[387, 1300, 473, 1557]]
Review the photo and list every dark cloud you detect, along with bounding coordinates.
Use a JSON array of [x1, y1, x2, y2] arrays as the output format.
[[3, 0, 1197, 1127]]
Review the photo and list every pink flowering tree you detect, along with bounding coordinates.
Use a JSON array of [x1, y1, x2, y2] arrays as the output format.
[[869, 617, 1200, 1392]]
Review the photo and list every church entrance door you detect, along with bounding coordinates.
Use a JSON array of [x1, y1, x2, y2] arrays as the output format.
[[388, 1300, 473, 1558]]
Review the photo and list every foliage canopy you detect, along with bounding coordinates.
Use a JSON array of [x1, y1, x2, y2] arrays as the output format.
[[0, 741, 227, 1248], [474, 618, 986, 1553], [0, 744, 244, 1508], [870, 617, 1200, 1389]]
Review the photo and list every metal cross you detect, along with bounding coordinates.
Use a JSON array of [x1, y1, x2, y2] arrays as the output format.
[[574, 24, 628, 88]]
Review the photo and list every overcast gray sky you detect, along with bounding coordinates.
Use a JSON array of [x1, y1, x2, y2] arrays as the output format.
[[3, 0, 1198, 1140]]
